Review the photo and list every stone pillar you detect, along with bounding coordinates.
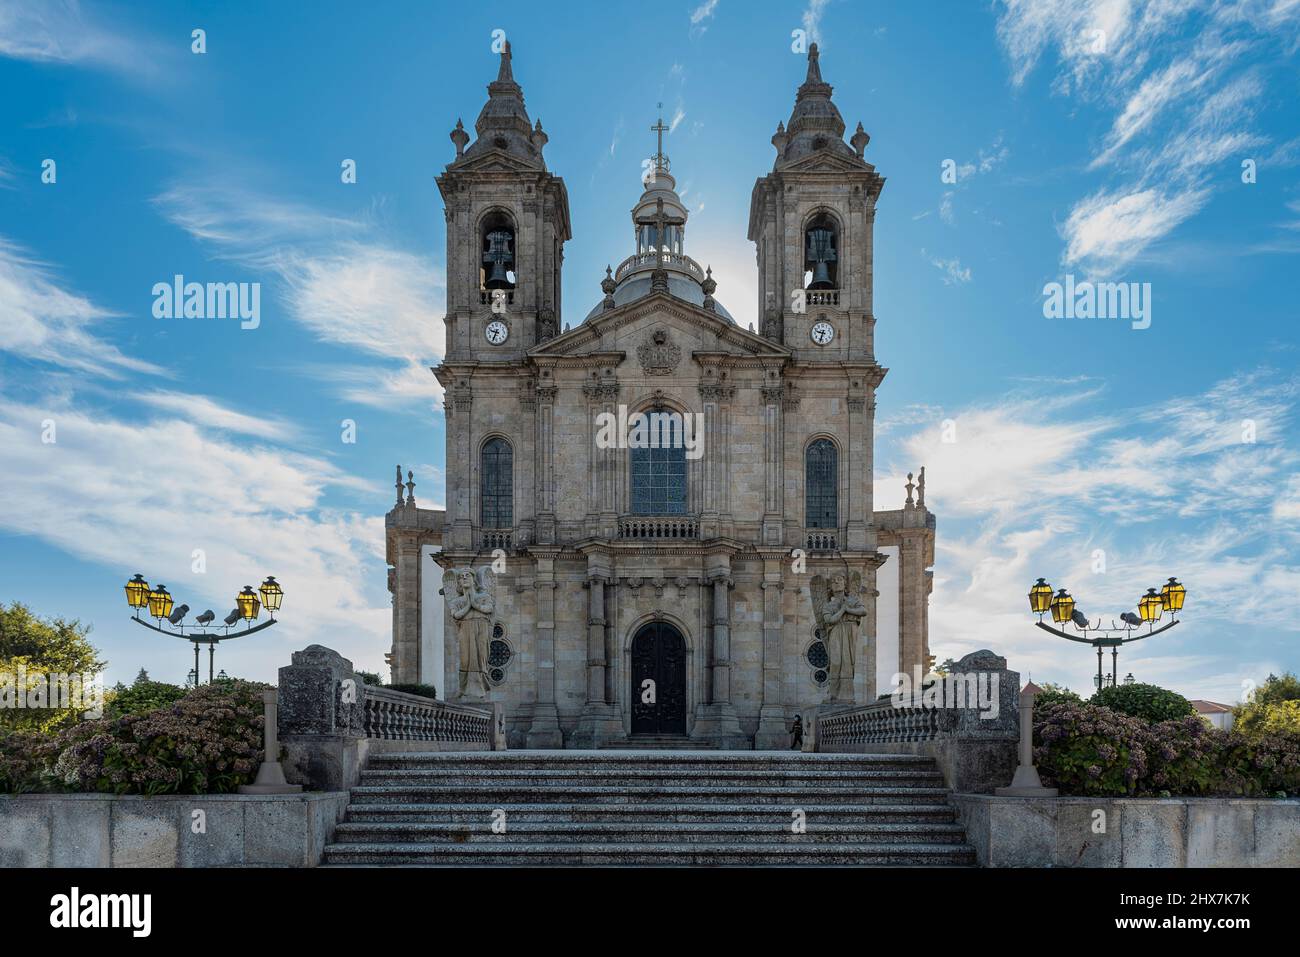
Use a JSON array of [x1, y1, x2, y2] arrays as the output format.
[[448, 383, 473, 551], [525, 555, 562, 748], [585, 576, 607, 703], [897, 531, 925, 677], [535, 384, 557, 544], [572, 562, 625, 748], [754, 565, 790, 750], [761, 379, 785, 546], [710, 576, 732, 704], [392, 537, 422, 685], [845, 394, 868, 549]]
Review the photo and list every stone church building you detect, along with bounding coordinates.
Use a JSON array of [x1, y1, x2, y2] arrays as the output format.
[[386, 42, 935, 749]]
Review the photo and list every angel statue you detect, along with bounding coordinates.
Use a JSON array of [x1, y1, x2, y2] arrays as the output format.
[[810, 571, 867, 702], [441, 566, 496, 699]]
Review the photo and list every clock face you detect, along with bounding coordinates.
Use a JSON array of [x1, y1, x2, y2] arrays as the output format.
[[810, 320, 835, 345], [485, 319, 509, 345]]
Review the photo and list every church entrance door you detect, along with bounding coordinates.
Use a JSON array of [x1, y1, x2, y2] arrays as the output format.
[[629, 622, 687, 736]]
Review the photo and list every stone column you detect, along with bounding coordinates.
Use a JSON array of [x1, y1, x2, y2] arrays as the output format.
[[710, 576, 733, 704], [585, 576, 607, 703], [535, 384, 557, 544], [845, 394, 867, 549], [448, 383, 473, 551], [525, 555, 562, 748], [897, 532, 925, 677], [761, 380, 785, 546], [754, 565, 789, 750], [392, 537, 422, 685]]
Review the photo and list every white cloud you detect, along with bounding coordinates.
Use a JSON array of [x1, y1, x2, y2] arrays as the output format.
[[0, 236, 165, 378], [922, 248, 972, 284], [689, 0, 719, 35], [802, 0, 831, 47], [153, 185, 445, 409], [880, 370, 1300, 700], [0, 0, 158, 75], [1061, 186, 1208, 274], [131, 390, 295, 441], [0, 392, 388, 674]]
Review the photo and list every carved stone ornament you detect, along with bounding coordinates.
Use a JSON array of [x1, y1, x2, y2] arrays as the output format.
[[637, 328, 682, 376]]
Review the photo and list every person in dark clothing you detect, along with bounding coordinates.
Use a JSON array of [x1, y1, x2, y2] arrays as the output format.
[[790, 714, 803, 750]]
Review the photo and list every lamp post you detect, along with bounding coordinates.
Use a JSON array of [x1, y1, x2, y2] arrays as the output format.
[[123, 574, 286, 683], [1026, 577, 1187, 689]]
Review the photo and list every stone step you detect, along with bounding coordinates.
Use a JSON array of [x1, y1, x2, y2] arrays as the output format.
[[357, 767, 945, 787], [321, 841, 978, 866], [365, 750, 935, 771], [347, 784, 954, 806], [332, 820, 969, 845], [344, 801, 961, 824]]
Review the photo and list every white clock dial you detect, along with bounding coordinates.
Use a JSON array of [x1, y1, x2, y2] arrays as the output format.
[[810, 320, 835, 345], [485, 319, 509, 345]]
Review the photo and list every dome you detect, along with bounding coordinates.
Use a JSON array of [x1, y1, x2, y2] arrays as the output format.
[[584, 111, 734, 324]]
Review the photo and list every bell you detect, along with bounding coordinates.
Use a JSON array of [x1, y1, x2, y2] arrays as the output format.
[[806, 227, 837, 289], [483, 230, 514, 290]]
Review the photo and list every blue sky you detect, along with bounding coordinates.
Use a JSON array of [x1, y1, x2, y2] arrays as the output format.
[[1, 0, 1298, 700]]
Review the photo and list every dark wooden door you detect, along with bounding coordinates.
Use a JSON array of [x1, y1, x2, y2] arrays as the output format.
[[630, 622, 687, 735]]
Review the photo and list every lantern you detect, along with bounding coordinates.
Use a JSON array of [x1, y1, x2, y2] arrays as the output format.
[[147, 584, 173, 620], [258, 576, 283, 614], [124, 574, 150, 609], [1028, 578, 1053, 615], [1049, 588, 1075, 624], [1160, 577, 1186, 614], [1138, 587, 1163, 623], [236, 585, 260, 621]]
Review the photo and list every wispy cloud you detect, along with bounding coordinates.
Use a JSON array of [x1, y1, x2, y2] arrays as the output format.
[[152, 184, 445, 410], [0, 236, 165, 378], [922, 248, 972, 284], [881, 368, 1300, 700], [689, 0, 719, 37], [995, 0, 1300, 274], [802, 0, 831, 47], [0, 0, 161, 76]]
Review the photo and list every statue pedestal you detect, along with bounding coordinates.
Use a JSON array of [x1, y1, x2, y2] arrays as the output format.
[[692, 703, 749, 750], [570, 703, 626, 749]]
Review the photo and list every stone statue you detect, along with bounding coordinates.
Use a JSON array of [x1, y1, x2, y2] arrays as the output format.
[[441, 565, 496, 699], [810, 571, 866, 702]]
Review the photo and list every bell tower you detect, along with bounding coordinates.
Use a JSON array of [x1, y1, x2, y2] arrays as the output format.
[[747, 43, 883, 361], [437, 42, 571, 359]]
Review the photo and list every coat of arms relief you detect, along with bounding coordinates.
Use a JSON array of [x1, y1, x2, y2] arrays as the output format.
[[637, 329, 681, 376]]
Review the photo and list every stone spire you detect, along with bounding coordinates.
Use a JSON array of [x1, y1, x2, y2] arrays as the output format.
[[773, 42, 864, 169], [458, 41, 545, 168]]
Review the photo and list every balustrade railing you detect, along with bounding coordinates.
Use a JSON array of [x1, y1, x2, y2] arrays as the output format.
[[618, 516, 700, 540], [613, 252, 705, 283], [806, 529, 839, 551], [361, 686, 494, 745]]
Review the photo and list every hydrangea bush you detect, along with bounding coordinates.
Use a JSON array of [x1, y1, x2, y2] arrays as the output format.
[[1, 680, 269, 795], [1034, 700, 1300, 797]]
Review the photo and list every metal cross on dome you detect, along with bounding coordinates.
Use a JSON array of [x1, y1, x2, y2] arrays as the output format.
[[650, 104, 670, 172]]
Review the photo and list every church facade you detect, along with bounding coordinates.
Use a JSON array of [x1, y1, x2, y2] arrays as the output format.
[[385, 42, 935, 749]]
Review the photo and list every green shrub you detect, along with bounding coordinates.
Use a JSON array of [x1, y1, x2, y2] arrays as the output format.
[[1033, 701, 1151, 795], [14, 679, 272, 795], [1035, 683, 1082, 708], [1235, 700, 1300, 738], [107, 679, 188, 718], [385, 683, 438, 699], [1092, 682, 1194, 722], [355, 670, 383, 686]]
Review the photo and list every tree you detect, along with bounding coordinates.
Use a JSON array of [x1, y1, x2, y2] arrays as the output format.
[[0, 602, 105, 734], [134, 668, 150, 685], [1250, 672, 1300, 706]]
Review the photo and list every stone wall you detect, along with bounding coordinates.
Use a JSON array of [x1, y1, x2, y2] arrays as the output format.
[[951, 795, 1300, 867], [0, 792, 349, 868]]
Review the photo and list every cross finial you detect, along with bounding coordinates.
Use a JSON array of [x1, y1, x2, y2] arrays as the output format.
[[650, 104, 670, 171]]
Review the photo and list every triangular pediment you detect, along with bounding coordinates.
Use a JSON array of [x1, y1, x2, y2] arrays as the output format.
[[446, 148, 543, 175], [529, 291, 790, 366], [778, 150, 878, 175]]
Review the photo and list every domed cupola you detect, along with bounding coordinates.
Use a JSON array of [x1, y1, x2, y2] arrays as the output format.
[[457, 41, 549, 170], [773, 43, 861, 169], [585, 110, 733, 322]]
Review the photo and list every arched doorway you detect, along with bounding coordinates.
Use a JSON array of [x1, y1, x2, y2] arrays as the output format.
[[630, 622, 687, 736]]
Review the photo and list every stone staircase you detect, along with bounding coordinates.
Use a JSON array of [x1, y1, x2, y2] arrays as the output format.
[[322, 750, 976, 866]]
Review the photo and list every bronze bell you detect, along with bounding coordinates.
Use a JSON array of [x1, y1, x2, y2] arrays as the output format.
[[806, 228, 837, 289], [483, 230, 514, 289]]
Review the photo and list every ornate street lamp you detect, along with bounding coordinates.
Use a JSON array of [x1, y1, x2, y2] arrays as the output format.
[[1026, 577, 1188, 692], [1049, 588, 1075, 625], [147, 585, 173, 620], [258, 576, 283, 616], [1028, 578, 1053, 617], [123, 574, 285, 684]]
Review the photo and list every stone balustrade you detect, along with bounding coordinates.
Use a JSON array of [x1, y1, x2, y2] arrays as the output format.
[[805, 649, 1020, 794], [613, 251, 705, 282], [804, 289, 840, 306], [278, 644, 504, 790], [805, 529, 839, 551], [618, 516, 699, 540], [362, 686, 494, 743]]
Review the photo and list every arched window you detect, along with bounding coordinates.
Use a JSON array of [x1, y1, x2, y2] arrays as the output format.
[[805, 438, 837, 529], [481, 437, 513, 528], [630, 408, 688, 515], [804, 212, 838, 290], [481, 212, 516, 291]]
